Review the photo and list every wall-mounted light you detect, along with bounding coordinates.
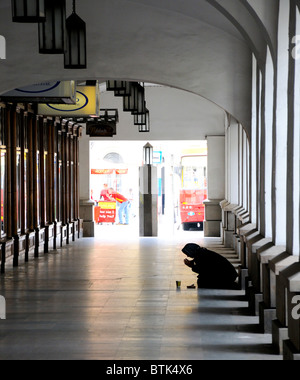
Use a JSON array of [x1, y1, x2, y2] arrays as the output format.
[[39, 0, 66, 54], [64, 0, 87, 69], [12, 0, 46, 23]]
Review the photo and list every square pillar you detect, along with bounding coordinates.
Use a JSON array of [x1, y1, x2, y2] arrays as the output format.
[[279, 263, 300, 360], [222, 203, 238, 248], [139, 165, 158, 237], [204, 199, 223, 237], [79, 199, 95, 237], [269, 253, 299, 355], [258, 246, 286, 334], [204, 136, 225, 238]]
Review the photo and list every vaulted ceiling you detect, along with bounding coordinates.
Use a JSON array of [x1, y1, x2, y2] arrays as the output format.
[[0, 0, 279, 133]]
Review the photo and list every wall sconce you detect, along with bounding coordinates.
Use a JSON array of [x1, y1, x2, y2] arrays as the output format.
[[39, 0, 66, 54], [12, 0, 46, 23], [143, 143, 153, 165], [64, 0, 87, 69]]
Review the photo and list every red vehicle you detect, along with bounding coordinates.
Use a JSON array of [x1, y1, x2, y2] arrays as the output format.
[[180, 155, 207, 231]]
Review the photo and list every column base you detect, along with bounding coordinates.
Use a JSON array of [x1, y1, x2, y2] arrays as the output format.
[[246, 285, 263, 316], [83, 221, 95, 238], [259, 302, 277, 334], [224, 230, 234, 248], [26, 231, 35, 262], [203, 199, 222, 238], [239, 268, 248, 291], [272, 319, 289, 355], [204, 221, 221, 237], [80, 199, 95, 238], [283, 340, 300, 360]]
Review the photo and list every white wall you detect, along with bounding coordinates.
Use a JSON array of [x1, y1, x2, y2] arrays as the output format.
[[95, 86, 227, 141]]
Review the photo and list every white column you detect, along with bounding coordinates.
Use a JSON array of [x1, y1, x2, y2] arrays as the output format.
[[229, 122, 239, 206], [257, 69, 263, 233], [238, 124, 243, 208], [286, 3, 296, 255], [243, 131, 249, 212], [274, 0, 289, 247], [206, 136, 225, 200], [251, 54, 258, 225], [264, 47, 274, 239], [204, 135, 225, 237], [293, 8, 300, 256]]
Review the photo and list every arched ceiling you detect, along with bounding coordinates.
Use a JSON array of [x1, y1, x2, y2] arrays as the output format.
[[0, 0, 278, 134]]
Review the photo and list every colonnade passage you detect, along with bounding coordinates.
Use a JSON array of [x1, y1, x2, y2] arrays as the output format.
[[0, 0, 300, 363]]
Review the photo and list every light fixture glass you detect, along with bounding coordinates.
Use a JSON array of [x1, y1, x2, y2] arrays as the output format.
[[64, 0, 87, 69], [123, 83, 139, 112], [12, 0, 46, 23], [138, 111, 150, 133], [114, 81, 133, 97], [38, 0, 66, 54], [106, 81, 126, 92], [143, 143, 153, 165]]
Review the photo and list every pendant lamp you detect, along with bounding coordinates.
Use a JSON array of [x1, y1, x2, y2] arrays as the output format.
[[12, 0, 46, 23], [114, 81, 133, 97], [64, 0, 87, 69], [123, 83, 139, 112], [135, 110, 150, 133], [39, 0, 66, 54], [106, 81, 126, 92]]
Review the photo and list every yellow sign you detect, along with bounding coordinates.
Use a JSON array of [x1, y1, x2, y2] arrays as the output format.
[[98, 202, 116, 210], [38, 84, 100, 117]]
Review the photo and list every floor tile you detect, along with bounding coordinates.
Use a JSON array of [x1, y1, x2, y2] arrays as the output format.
[[0, 234, 282, 360]]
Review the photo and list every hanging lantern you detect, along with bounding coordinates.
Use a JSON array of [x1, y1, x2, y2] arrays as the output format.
[[134, 108, 149, 125], [123, 83, 139, 112], [106, 81, 126, 92], [64, 0, 87, 69], [131, 90, 146, 116], [138, 111, 150, 133], [130, 83, 145, 115], [38, 0, 66, 54], [12, 0, 46, 23], [114, 81, 133, 97]]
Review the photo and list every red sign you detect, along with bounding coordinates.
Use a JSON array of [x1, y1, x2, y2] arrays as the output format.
[[91, 169, 128, 175], [116, 169, 128, 175], [94, 202, 116, 223], [91, 169, 114, 175]]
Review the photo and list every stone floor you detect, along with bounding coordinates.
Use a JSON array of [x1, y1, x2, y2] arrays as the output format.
[[0, 229, 282, 360]]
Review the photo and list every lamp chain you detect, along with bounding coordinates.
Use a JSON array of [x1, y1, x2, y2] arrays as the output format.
[[73, 0, 76, 14]]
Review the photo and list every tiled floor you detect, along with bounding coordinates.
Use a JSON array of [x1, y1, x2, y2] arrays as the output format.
[[0, 230, 281, 360]]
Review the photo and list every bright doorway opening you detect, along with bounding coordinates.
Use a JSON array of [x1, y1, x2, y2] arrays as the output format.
[[90, 140, 207, 239]]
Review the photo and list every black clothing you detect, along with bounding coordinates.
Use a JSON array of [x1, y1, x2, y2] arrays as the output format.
[[182, 244, 238, 289]]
